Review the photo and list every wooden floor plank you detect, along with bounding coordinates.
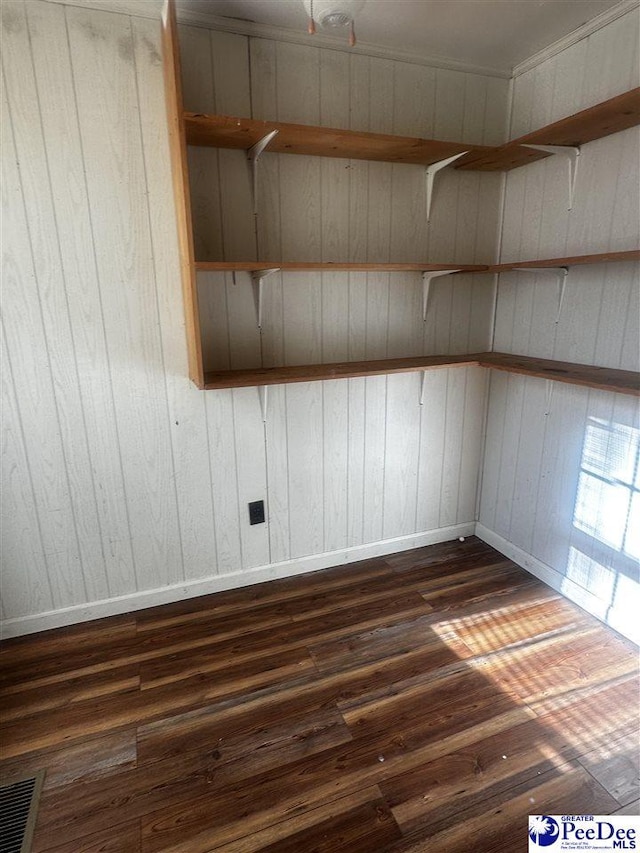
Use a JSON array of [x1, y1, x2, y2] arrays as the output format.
[[0, 729, 137, 791], [381, 679, 638, 837], [0, 536, 635, 853], [35, 707, 353, 848], [577, 728, 640, 807], [309, 615, 471, 674], [385, 762, 618, 852], [1, 648, 316, 759], [471, 626, 638, 705], [138, 590, 431, 690], [136, 643, 470, 768], [448, 594, 589, 654], [140, 707, 531, 853], [0, 664, 141, 722], [208, 787, 399, 853], [37, 820, 141, 853], [0, 614, 138, 667], [231, 797, 402, 853]]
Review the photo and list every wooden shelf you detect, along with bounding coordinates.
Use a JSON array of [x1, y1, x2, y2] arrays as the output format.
[[203, 352, 639, 395], [204, 354, 482, 389], [481, 353, 640, 396], [489, 249, 640, 273], [164, 0, 639, 397], [458, 88, 640, 171], [195, 262, 488, 273], [184, 112, 491, 167], [184, 87, 640, 173], [196, 252, 640, 276]]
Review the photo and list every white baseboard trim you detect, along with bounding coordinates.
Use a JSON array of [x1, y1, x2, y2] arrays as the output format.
[[1, 522, 474, 638], [475, 523, 639, 645]]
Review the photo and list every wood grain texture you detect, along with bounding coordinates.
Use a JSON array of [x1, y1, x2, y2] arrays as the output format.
[[183, 85, 640, 174], [161, 0, 203, 387], [195, 262, 487, 271], [1, 537, 635, 852], [204, 354, 483, 387], [459, 87, 640, 170], [184, 111, 490, 165], [490, 249, 640, 271], [203, 352, 640, 395], [480, 352, 640, 396]]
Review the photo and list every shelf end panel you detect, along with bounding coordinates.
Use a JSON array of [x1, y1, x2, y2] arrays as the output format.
[[162, 0, 204, 388]]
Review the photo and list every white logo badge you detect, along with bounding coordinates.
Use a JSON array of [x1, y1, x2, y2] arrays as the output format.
[[529, 815, 639, 852]]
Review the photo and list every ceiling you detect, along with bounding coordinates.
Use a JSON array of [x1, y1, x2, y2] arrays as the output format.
[[177, 0, 623, 73]]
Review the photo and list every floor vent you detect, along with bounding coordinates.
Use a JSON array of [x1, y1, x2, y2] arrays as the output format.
[[0, 772, 44, 853]]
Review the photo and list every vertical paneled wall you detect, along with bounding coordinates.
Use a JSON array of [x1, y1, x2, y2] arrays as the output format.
[[1, 1, 506, 634], [478, 6, 640, 643]]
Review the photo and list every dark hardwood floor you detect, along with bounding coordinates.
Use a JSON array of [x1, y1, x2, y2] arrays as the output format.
[[1, 537, 638, 852]]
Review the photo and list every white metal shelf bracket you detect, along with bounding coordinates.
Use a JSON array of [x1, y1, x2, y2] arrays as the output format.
[[555, 266, 569, 324], [420, 370, 428, 406], [248, 130, 279, 215], [545, 379, 554, 417], [259, 385, 268, 422], [510, 266, 569, 324], [523, 144, 580, 210], [422, 270, 461, 320], [251, 268, 280, 330], [425, 151, 469, 223]]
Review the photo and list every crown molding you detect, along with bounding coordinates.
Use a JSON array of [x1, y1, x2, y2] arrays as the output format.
[[513, 0, 640, 77], [173, 6, 512, 78], [40, 0, 638, 81], [40, 0, 510, 78]]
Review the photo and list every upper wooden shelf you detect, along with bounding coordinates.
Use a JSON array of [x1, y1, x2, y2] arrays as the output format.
[[458, 88, 640, 171], [184, 87, 640, 173], [204, 351, 639, 396], [489, 249, 640, 273], [184, 112, 491, 167], [195, 261, 487, 273]]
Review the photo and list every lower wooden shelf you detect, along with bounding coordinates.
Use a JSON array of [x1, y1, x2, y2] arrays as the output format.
[[195, 262, 487, 272], [203, 352, 640, 396], [204, 354, 480, 388], [480, 353, 640, 395]]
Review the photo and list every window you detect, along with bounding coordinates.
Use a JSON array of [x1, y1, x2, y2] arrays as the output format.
[[573, 417, 640, 561]]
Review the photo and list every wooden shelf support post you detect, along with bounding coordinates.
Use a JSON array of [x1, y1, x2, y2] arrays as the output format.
[[422, 269, 461, 320], [523, 144, 580, 209], [425, 152, 468, 222], [248, 130, 279, 215], [251, 268, 280, 330]]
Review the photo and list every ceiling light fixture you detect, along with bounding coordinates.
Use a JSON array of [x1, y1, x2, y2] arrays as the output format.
[[304, 0, 366, 46]]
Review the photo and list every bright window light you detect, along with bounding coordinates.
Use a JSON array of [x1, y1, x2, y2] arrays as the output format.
[[573, 418, 640, 561]]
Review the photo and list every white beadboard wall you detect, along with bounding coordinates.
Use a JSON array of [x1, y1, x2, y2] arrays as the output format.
[[478, 6, 640, 644], [0, 0, 504, 635]]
